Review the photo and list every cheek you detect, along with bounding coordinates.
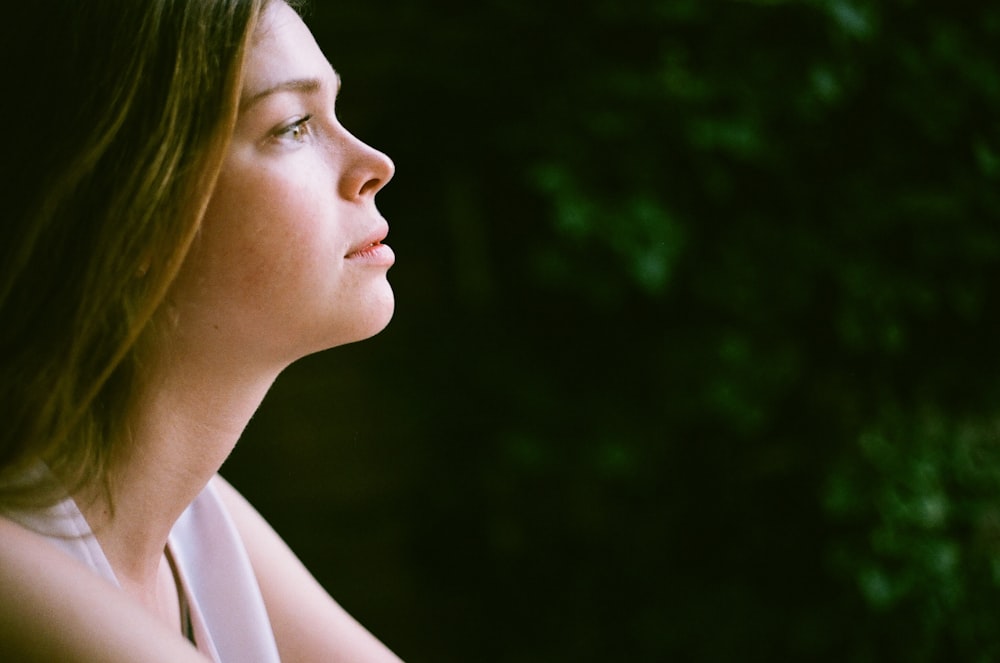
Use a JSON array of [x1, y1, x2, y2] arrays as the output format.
[[163, 145, 382, 361], [201, 164, 339, 301]]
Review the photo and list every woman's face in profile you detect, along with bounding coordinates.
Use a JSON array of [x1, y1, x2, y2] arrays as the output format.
[[165, 0, 396, 368]]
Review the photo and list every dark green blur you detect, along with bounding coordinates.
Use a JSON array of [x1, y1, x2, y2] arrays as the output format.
[[222, 1, 1000, 660]]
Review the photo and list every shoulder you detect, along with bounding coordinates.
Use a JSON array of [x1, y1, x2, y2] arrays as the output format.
[[213, 476, 404, 663], [0, 515, 208, 662]]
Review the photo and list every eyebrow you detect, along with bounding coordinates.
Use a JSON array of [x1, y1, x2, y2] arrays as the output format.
[[240, 72, 342, 111]]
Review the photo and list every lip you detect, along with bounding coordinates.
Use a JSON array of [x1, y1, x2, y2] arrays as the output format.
[[345, 222, 394, 265]]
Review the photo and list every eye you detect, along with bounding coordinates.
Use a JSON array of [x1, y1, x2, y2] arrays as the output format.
[[273, 115, 313, 144]]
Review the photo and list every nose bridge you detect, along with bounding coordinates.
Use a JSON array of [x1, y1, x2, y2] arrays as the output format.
[[337, 127, 394, 200]]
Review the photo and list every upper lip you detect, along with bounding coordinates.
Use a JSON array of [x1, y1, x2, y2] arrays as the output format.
[[346, 220, 389, 257]]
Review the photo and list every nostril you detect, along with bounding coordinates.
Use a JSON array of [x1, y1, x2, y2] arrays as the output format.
[[359, 177, 383, 197]]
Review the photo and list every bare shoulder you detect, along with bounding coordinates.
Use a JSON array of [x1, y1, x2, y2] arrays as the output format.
[[213, 475, 404, 663], [0, 515, 207, 663]]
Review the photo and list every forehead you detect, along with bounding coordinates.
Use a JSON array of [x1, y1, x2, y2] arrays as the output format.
[[243, 1, 334, 91]]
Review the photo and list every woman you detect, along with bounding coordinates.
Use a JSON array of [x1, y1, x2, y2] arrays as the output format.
[[0, 0, 403, 661]]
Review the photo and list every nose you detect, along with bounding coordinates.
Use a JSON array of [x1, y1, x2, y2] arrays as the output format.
[[338, 131, 395, 201]]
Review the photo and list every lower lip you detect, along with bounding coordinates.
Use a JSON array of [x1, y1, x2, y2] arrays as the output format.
[[346, 242, 395, 266]]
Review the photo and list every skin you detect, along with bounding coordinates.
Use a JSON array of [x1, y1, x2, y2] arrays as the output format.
[[0, 516, 206, 662], [0, 2, 402, 661]]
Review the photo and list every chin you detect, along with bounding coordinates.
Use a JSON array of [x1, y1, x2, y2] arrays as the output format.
[[323, 289, 395, 351], [365, 290, 396, 339], [354, 303, 395, 344]]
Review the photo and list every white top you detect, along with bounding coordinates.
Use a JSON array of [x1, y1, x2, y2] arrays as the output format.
[[8, 475, 281, 663]]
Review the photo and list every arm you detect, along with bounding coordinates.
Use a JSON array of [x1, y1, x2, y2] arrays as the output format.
[[213, 476, 403, 663], [0, 516, 208, 663]]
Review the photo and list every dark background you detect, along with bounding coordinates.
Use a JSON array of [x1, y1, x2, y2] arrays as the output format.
[[222, 1, 1000, 660]]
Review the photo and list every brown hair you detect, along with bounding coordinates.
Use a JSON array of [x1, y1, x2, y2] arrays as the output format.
[[0, 0, 268, 507]]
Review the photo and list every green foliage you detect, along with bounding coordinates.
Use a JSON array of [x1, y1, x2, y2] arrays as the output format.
[[502, 0, 1000, 655], [530, 161, 685, 295], [825, 410, 1000, 660]]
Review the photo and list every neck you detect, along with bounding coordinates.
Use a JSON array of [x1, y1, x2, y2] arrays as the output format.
[[75, 352, 283, 599]]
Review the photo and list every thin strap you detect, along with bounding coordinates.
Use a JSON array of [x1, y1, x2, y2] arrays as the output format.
[[165, 546, 196, 646]]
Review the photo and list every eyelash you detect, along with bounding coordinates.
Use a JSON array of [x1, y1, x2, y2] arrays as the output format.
[[274, 115, 313, 143]]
